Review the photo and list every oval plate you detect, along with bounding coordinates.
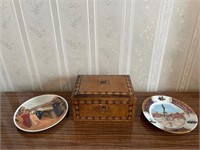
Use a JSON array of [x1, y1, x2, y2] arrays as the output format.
[[142, 95, 198, 134], [13, 94, 68, 132]]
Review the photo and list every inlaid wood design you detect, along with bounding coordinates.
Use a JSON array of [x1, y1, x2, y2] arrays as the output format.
[[72, 75, 136, 121]]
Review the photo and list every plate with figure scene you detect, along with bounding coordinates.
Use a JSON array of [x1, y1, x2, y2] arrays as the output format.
[[142, 95, 198, 134], [13, 94, 68, 132]]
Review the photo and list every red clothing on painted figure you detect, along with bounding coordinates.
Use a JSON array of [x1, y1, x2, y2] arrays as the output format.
[[21, 113, 32, 128]]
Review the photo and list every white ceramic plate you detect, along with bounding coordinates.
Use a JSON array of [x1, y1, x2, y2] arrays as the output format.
[[13, 94, 68, 132], [142, 95, 198, 134]]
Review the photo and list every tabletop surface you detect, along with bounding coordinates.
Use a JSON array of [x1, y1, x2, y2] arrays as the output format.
[[1, 92, 199, 149]]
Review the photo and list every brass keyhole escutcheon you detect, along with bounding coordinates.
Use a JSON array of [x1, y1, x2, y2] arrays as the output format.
[[99, 105, 108, 112]]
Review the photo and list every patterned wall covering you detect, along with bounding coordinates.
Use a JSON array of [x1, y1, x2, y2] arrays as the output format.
[[0, 0, 199, 92]]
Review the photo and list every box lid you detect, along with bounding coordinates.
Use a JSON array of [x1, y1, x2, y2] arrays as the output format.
[[73, 75, 134, 96]]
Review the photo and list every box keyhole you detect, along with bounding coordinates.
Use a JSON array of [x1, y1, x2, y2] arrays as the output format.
[[99, 105, 108, 112]]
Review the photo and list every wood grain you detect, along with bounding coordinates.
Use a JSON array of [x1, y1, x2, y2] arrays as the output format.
[[1, 92, 199, 149]]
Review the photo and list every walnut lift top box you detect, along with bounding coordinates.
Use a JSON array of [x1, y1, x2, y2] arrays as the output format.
[[72, 75, 136, 121]]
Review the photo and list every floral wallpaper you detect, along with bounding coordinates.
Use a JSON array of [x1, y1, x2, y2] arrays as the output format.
[[0, 0, 199, 92]]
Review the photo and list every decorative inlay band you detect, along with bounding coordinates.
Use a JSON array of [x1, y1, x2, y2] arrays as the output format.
[[75, 99, 130, 105], [74, 101, 134, 120], [74, 75, 133, 95]]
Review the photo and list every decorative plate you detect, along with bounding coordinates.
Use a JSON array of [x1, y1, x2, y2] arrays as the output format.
[[142, 95, 198, 134], [13, 94, 68, 132]]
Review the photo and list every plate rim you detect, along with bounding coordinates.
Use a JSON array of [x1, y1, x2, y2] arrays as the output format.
[[142, 95, 198, 134], [13, 94, 69, 132]]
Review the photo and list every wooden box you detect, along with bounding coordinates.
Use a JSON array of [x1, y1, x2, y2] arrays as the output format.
[[72, 75, 136, 121]]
